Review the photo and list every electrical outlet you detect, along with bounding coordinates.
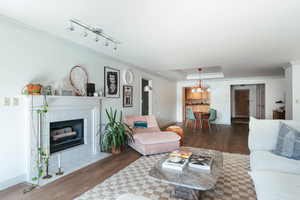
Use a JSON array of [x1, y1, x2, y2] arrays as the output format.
[[4, 97, 10, 106], [13, 97, 19, 106]]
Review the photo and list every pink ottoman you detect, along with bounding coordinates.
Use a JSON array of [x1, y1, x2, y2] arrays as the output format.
[[130, 132, 180, 155]]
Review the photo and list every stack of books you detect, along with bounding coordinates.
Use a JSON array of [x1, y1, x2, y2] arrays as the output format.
[[162, 150, 192, 171], [188, 155, 213, 171]]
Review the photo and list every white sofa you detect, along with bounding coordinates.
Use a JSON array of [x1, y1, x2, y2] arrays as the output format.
[[249, 117, 300, 200]]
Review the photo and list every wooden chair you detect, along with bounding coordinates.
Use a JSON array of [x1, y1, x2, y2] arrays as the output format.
[[202, 109, 217, 131]]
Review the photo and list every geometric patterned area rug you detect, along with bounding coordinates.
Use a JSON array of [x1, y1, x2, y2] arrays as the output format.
[[75, 152, 257, 200]]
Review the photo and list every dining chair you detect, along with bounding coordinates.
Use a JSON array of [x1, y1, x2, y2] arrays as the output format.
[[202, 109, 217, 131], [185, 107, 198, 129]]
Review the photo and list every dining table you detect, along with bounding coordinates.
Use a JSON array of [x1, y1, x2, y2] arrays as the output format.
[[193, 111, 210, 129]]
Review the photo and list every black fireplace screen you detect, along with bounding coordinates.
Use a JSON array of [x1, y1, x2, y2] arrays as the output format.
[[50, 119, 84, 154]]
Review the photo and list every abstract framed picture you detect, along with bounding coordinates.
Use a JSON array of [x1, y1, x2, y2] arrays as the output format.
[[123, 85, 133, 107], [104, 67, 120, 98]]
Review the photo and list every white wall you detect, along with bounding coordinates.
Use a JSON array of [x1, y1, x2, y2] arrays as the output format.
[[231, 85, 257, 118], [177, 77, 285, 124], [0, 16, 177, 189], [284, 66, 293, 120], [292, 63, 300, 121]]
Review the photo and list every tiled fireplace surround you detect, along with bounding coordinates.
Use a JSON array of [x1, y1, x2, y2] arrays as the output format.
[[24, 96, 109, 185]]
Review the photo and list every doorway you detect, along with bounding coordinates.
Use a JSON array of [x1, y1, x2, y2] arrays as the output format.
[[235, 90, 250, 117], [141, 78, 150, 115], [231, 84, 265, 124]]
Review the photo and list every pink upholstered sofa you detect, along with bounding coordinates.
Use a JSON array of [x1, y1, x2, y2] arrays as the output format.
[[124, 115, 180, 155]]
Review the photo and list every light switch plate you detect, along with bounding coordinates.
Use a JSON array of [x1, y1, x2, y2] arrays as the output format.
[[4, 97, 10, 106], [13, 97, 19, 106]]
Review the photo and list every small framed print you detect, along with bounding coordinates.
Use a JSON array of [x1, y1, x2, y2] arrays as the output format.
[[123, 85, 133, 107], [104, 67, 120, 98]]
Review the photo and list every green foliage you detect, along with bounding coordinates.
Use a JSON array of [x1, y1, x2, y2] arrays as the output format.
[[37, 104, 48, 114], [101, 108, 134, 152], [31, 103, 49, 183], [31, 147, 49, 182]]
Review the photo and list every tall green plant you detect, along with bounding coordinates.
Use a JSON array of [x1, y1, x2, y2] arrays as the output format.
[[101, 108, 134, 152]]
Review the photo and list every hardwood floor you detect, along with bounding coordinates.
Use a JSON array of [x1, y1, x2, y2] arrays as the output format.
[[0, 123, 249, 200]]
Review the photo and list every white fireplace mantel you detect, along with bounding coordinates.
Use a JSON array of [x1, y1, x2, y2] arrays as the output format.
[[23, 95, 109, 185]]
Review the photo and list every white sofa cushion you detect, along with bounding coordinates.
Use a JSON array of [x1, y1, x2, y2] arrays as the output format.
[[249, 117, 300, 152], [250, 151, 300, 175], [250, 171, 300, 200], [273, 122, 300, 160]]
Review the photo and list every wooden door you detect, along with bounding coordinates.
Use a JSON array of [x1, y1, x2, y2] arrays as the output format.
[[235, 89, 250, 117]]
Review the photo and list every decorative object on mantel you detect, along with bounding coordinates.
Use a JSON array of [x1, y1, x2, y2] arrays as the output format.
[[23, 84, 42, 95], [61, 89, 74, 96], [104, 67, 120, 98], [191, 68, 211, 93], [42, 85, 53, 95], [123, 85, 133, 107], [101, 108, 134, 154], [87, 83, 96, 97], [70, 65, 89, 96], [99, 89, 104, 97], [68, 19, 121, 51], [123, 69, 134, 84]]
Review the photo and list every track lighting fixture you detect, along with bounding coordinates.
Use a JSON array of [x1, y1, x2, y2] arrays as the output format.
[[68, 19, 121, 51]]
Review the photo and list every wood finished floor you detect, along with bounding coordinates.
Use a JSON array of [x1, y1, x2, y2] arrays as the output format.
[[0, 123, 249, 200]]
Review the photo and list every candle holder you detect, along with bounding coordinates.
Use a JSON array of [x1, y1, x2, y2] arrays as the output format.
[[56, 167, 64, 176], [43, 158, 52, 179], [56, 153, 64, 176]]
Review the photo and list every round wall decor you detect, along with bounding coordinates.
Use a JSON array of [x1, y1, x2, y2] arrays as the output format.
[[69, 65, 88, 96], [123, 69, 134, 84]]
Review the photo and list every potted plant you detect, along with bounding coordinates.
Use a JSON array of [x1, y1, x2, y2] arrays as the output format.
[[101, 108, 134, 154]]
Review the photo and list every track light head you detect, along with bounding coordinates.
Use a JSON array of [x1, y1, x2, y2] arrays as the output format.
[[67, 23, 75, 31], [104, 40, 109, 47], [95, 37, 99, 42], [113, 44, 117, 50], [82, 31, 88, 37]]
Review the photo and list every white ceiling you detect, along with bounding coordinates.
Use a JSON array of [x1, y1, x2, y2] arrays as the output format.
[[1, 0, 299, 80]]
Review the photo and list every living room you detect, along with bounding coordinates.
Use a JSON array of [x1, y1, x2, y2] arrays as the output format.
[[1, 1, 300, 200]]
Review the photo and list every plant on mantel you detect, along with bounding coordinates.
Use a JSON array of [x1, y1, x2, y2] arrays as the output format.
[[23, 95, 50, 193], [101, 108, 134, 154]]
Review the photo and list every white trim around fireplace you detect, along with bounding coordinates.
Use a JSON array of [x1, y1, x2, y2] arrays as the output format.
[[23, 95, 110, 186]]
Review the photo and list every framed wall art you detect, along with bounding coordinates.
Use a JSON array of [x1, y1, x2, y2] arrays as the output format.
[[104, 67, 120, 98], [123, 85, 133, 107]]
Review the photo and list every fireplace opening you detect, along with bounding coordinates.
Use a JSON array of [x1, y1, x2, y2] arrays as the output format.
[[50, 119, 84, 154]]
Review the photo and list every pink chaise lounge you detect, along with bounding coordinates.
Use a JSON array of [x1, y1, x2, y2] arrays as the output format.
[[124, 115, 180, 155]]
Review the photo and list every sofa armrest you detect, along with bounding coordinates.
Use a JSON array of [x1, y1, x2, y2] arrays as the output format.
[[249, 117, 300, 152], [249, 117, 280, 151]]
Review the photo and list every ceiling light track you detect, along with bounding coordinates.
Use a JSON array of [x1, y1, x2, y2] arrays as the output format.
[[69, 19, 121, 50]]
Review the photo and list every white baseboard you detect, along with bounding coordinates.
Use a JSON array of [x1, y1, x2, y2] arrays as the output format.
[[0, 174, 26, 190]]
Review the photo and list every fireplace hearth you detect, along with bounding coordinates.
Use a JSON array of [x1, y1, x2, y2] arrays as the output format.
[[50, 119, 84, 154]]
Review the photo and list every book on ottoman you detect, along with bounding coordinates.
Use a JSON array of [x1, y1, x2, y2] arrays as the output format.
[[188, 155, 213, 171], [162, 150, 192, 171]]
